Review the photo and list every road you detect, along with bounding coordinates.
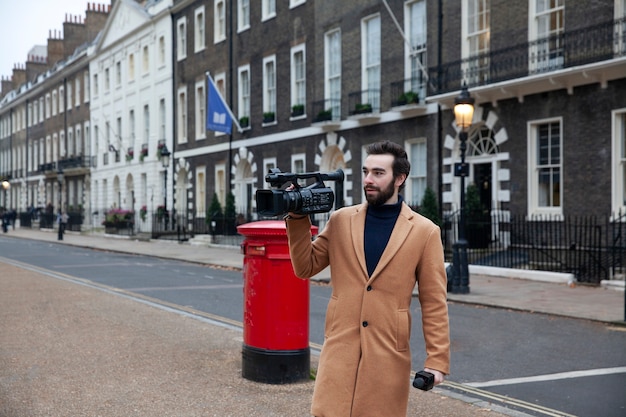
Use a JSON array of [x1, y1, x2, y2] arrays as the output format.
[[1, 237, 625, 417]]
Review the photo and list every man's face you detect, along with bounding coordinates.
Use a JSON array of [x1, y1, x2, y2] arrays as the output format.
[[362, 154, 400, 206]]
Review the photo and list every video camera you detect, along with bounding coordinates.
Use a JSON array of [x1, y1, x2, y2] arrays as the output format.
[[256, 168, 344, 216]]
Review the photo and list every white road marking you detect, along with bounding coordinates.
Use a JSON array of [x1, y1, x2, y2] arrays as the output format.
[[466, 366, 626, 388]]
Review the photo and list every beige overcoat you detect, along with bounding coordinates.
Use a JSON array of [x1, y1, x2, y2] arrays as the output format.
[[286, 202, 450, 417]]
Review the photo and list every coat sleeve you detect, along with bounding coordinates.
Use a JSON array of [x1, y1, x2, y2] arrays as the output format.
[[285, 216, 331, 279], [416, 224, 451, 375]]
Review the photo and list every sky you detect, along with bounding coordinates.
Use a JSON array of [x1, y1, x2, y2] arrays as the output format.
[[0, 0, 102, 80]]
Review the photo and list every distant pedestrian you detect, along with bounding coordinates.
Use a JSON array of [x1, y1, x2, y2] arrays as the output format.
[[57, 211, 68, 240]]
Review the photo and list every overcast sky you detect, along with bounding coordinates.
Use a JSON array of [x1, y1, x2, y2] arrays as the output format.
[[0, 0, 102, 80]]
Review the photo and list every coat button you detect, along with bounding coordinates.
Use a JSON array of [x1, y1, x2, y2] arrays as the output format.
[[366, 285, 372, 291], [362, 321, 368, 327]]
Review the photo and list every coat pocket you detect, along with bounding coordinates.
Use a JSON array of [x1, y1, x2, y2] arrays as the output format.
[[396, 309, 410, 352], [324, 295, 339, 339]]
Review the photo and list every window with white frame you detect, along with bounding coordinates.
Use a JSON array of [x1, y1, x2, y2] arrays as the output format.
[[129, 109, 136, 149], [142, 45, 150, 74], [529, 0, 565, 72], [105, 68, 110, 92], [143, 105, 150, 145], [66, 83, 72, 109], [263, 158, 277, 186], [52, 90, 58, 116], [405, 0, 427, 101], [39, 97, 44, 122], [177, 87, 188, 144], [59, 86, 65, 113], [84, 72, 90, 103], [362, 14, 381, 112], [158, 36, 166, 67], [238, 0, 250, 32], [195, 80, 206, 140], [291, 44, 306, 116], [238, 66, 251, 125], [196, 166, 206, 216], [290, 0, 305, 8], [462, 0, 490, 84], [291, 153, 306, 187], [325, 29, 341, 119], [528, 118, 562, 215], [407, 139, 427, 204], [615, 0, 626, 55], [215, 163, 226, 206], [262, 0, 276, 20], [76, 125, 82, 155], [612, 109, 626, 214], [128, 53, 135, 81], [215, 1, 226, 43], [263, 56, 276, 121], [159, 99, 166, 141], [93, 74, 99, 97], [116, 61, 122, 87], [75, 78, 80, 107], [194, 7, 206, 52]]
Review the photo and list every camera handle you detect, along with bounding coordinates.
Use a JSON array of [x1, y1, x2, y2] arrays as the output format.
[[412, 370, 435, 391]]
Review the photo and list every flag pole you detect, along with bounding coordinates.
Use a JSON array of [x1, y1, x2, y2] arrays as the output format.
[[206, 71, 243, 133]]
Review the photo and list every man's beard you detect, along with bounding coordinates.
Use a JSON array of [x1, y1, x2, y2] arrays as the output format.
[[364, 179, 396, 206]]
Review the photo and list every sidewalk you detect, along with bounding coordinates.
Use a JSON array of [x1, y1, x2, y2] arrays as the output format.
[[1, 227, 624, 417]]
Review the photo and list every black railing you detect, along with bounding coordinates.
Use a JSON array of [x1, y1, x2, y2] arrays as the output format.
[[442, 212, 626, 285], [348, 89, 380, 115], [428, 17, 626, 95], [311, 98, 341, 123]]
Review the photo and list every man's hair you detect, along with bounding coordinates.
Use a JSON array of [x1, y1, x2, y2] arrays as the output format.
[[365, 140, 411, 189]]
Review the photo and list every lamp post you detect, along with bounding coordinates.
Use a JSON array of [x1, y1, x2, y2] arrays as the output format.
[[160, 145, 171, 228], [1, 179, 9, 233], [57, 168, 65, 240], [450, 84, 475, 294]]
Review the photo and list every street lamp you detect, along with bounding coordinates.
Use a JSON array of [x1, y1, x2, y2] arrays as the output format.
[[57, 168, 65, 240], [450, 84, 475, 294], [160, 145, 171, 227], [1, 179, 9, 233]]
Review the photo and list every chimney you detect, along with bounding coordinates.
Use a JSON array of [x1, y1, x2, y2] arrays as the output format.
[[47, 29, 64, 68]]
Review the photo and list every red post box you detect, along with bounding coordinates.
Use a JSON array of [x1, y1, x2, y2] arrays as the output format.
[[237, 220, 318, 384]]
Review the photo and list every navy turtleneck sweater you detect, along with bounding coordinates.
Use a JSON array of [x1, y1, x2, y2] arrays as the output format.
[[364, 196, 403, 277]]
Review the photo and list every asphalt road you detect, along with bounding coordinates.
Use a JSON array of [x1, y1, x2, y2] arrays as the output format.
[[1, 237, 625, 417]]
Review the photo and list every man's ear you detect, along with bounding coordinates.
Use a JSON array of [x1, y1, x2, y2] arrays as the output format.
[[395, 174, 407, 188]]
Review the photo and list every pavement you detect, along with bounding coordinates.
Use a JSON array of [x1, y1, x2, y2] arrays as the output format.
[[1, 226, 625, 417]]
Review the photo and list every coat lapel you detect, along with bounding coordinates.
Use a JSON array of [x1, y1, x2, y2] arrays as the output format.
[[351, 205, 368, 279]]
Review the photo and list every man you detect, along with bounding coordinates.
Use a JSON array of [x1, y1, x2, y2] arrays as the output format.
[[285, 140, 450, 417]]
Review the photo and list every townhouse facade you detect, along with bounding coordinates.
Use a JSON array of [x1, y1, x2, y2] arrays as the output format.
[[1, 0, 625, 250]]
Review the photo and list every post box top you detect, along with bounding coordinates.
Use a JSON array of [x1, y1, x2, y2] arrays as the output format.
[[237, 220, 318, 237]]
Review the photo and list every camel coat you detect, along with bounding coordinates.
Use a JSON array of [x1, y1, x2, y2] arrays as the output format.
[[286, 202, 450, 417]]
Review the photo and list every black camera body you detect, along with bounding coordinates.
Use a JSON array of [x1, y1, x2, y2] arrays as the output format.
[[412, 370, 435, 391], [256, 168, 344, 216]]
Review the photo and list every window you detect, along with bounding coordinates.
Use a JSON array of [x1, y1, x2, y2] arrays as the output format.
[[290, 0, 305, 8], [52, 90, 58, 116], [215, 164, 226, 205], [177, 87, 188, 144], [612, 109, 626, 213], [76, 125, 82, 155], [407, 139, 427, 204], [194, 7, 206, 52], [214, 72, 227, 135], [238, 0, 250, 32], [362, 15, 381, 112], [195, 80, 206, 140], [158, 36, 166, 67], [142, 45, 150, 74], [528, 119, 562, 215], [291, 44, 306, 117], [215, 1, 226, 43], [105, 68, 110, 92], [238, 66, 251, 125], [93, 73, 99, 97], [39, 97, 44, 122], [462, 0, 490, 84], [405, 0, 427, 100], [615, 0, 626, 55], [325, 29, 341, 120], [263, 158, 277, 184], [196, 167, 206, 216], [263, 56, 276, 122], [59, 86, 65, 113], [529, 0, 565, 72], [128, 53, 135, 81], [75, 78, 81, 107], [159, 99, 166, 141], [177, 17, 187, 60], [129, 109, 136, 149], [84, 72, 90, 103], [291, 153, 306, 187], [143, 105, 150, 145], [262, 0, 276, 20], [116, 61, 122, 87]]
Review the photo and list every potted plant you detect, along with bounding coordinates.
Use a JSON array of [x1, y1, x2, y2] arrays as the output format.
[[291, 104, 305, 117], [397, 91, 419, 106], [316, 109, 332, 122], [354, 103, 373, 114], [126, 147, 134, 162], [139, 205, 147, 222], [139, 147, 148, 162], [239, 116, 250, 128], [263, 112, 276, 123]]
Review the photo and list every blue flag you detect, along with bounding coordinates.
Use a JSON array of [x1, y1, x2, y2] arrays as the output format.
[[206, 75, 233, 134]]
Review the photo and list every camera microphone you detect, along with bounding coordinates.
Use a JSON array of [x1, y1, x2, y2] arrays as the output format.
[[412, 370, 435, 391]]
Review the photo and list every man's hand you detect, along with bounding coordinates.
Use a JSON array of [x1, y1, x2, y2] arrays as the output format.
[[424, 368, 445, 386]]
